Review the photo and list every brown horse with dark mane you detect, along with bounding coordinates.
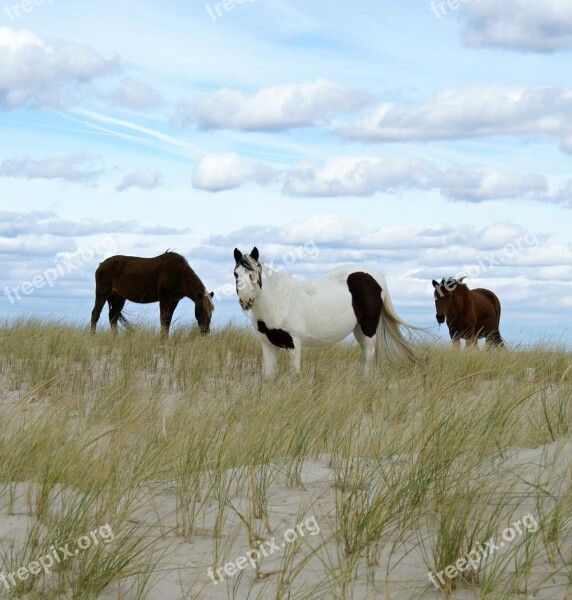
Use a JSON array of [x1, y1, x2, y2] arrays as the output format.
[[432, 277, 504, 347], [91, 251, 214, 335]]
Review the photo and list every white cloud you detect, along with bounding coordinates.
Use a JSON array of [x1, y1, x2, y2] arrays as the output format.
[[0, 152, 103, 184], [0, 211, 131, 238], [534, 265, 572, 280], [461, 0, 572, 52], [0, 210, 189, 238], [116, 168, 164, 192], [283, 156, 435, 197], [282, 215, 370, 245], [0, 27, 119, 110], [0, 27, 43, 50], [192, 153, 279, 191], [546, 179, 572, 207], [105, 78, 163, 111], [438, 166, 547, 202], [178, 78, 371, 131], [561, 136, 572, 153], [340, 85, 572, 153], [282, 156, 551, 202], [205, 217, 536, 254], [191, 151, 563, 204], [0, 236, 76, 258]]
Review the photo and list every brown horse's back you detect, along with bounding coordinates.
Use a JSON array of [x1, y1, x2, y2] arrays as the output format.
[[97, 255, 159, 303], [95, 253, 188, 304]]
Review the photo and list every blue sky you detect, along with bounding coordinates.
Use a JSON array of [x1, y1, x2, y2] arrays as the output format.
[[1, 0, 571, 344]]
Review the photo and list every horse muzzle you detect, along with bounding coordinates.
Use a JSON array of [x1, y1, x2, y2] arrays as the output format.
[[436, 314, 445, 324], [239, 298, 254, 310]]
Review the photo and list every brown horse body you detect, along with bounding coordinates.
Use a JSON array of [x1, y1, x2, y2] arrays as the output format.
[[91, 251, 214, 335], [432, 278, 504, 347]]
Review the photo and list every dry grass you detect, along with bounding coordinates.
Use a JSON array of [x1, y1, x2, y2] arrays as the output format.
[[0, 318, 570, 599]]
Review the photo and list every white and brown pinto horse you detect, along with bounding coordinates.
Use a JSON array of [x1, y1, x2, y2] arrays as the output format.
[[233, 247, 416, 378]]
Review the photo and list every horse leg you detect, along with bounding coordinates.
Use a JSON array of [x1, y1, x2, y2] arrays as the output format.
[[161, 300, 179, 337], [91, 292, 109, 333], [287, 340, 302, 377], [448, 327, 461, 348], [466, 335, 478, 349], [259, 336, 279, 379], [108, 293, 126, 332], [159, 297, 173, 337], [486, 329, 504, 348], [354, 326, 375, 372]]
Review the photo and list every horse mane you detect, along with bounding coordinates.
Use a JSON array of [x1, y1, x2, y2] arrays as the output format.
[[238, 254, 260, 273], [163, 249, 190, 265], [238, 254, 263, 287], [442, 277, 468, 290], [201, 289, 214, 313]]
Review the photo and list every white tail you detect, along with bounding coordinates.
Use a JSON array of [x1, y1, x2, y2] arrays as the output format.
[[375, 289, 416, 365]]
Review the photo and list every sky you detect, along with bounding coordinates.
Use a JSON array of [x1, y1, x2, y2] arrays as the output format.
[[0, 0, 571, 345]]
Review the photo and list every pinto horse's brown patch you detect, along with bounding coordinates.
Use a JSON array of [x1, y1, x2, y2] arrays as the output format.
[[347, 272, 383, 337], [257, 320, 295, 349]]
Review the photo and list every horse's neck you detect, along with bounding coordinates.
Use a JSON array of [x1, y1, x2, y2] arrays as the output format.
[[253, 269, 292, 320], [452, 287, 470, 315], [184, 270, 205, 301]]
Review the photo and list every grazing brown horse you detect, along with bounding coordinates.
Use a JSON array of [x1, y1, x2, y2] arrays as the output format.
[[91, 251, 214, 335], [432, 277, 504, 347]]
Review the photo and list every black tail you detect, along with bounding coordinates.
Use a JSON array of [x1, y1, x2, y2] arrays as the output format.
[[116, 312, 130, 328], [108, 293, 130, 330], [490, 329, 505, 348]]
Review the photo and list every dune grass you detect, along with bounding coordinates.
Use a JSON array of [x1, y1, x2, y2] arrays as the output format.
[[0, 318, 570, 599]]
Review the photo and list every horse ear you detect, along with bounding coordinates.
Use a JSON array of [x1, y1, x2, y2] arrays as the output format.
[[210, 291, 214, 298], [250, 247, 259, 261], [432, 279, 439, 287], [234, 248, 243, 263], [458, 276, 467, 283]]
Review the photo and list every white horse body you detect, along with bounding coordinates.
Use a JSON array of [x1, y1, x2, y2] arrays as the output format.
[[233, 248, 415, 378], [251, 265, 388, 347]]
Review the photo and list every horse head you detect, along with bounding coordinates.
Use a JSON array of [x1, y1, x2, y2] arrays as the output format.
[[195, 290, 215, 334], [233, 247, 262, 311], [432, 277, 466, 324]]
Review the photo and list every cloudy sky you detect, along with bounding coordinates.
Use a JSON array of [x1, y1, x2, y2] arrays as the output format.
[[1, 0, 571, 344]]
